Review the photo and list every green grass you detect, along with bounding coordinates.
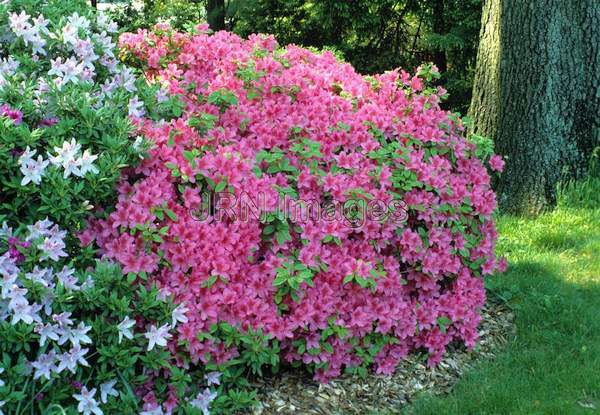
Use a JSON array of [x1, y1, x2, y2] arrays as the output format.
[[405, 183, 600, 415]]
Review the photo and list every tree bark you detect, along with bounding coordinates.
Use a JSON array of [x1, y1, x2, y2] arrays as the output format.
[[469, 0, 600, 215], [432, 0, 447, 73], [206, 0, 226, 31]]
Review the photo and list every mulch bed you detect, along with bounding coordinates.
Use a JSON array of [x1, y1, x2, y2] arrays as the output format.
[[252, 301, 515, 414]]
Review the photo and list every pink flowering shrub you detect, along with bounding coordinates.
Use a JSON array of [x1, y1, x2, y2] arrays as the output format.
[[84, 24, 506, 383]]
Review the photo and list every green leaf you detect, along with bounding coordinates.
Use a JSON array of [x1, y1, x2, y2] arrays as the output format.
[[215, 180, 227, 192], [126, 273, 136, 284], [356, 277, 368, 288], [275, 228, 291, 245], [437, 316, 452, 334], [167, 130, 176, 147], [273, 274, 287, 286], [165, 209, 178, 222], [201, 275, 218, 288]]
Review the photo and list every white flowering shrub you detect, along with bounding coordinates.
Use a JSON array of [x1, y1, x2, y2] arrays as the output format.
[[0, 220, 221, 414], [0, 0, 150, 234], [0, 1, 223, 414]]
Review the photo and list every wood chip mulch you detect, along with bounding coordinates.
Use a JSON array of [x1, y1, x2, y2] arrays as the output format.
[[251, 301, 515, 414]]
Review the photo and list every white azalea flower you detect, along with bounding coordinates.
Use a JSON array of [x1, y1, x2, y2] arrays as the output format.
[[0, 252, 19, 281], [128, 95, 145, 118], [59, 321, 92, 347], [48, 57, 65, 78], [32, 15, 50, 34], [73, 386, 103, 415], [53, 311, 74, 328], [171, 303, 189, 328], [26, 218, 54, 241], [8, 11, 31, 37], [55, 266, 80, 291], [144, 323, 172, 351], [114, 67, 137, 92], [34, 322, 61, 346], [76, 149, 99, 176], [96, 13, 110, 29], [19, 155, 49, 186], [204, 371, 221, 387], [56, 345, 89, 374], [61, 23, 79, 45], [99, 380, 118, 403], [94, 32, 115, 58], [10, 300, 41, 325], [49, 138, 81, 167], [67, 12, 90, 31], [5, 284, 27, 304], [0, 277, 19, 301], [74, 39, 98, 68], [60, 57, 86, 85], [31, 351, 57, 380], [117, 316, 135, 344], [24, 266, 53, 287], [189, 388, 217, 415], [18, 146, 36, 164], [62, 156, 82, 178], [38, 235, 68, 262]]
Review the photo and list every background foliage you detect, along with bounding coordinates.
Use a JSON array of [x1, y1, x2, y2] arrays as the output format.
[[109, 0, 482, 113]]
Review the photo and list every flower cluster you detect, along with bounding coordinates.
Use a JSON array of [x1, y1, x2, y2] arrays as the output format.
[[83, 25, 506, 384], [8, 10, 118, 86], [1, 220, 102, 410], [0, 219, 219, 414], [0, 0, 506, 411], [0, 1, 149, 232], [48, 139, 99, 178], [18, 146, 49, 185], [17, 139, 98, 186], [0, 56, 19, 86]]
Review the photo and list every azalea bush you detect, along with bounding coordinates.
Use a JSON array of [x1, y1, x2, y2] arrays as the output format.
[[79, 23, 506, 401]]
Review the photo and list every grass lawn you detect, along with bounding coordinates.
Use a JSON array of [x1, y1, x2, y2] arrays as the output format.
[[405, 181, 600, 414]]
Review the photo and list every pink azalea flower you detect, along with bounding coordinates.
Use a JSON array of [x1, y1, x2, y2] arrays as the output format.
[[489, 154, 505, 172]]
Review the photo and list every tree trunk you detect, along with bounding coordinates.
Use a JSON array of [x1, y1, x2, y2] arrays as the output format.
[[206, 0, 226, 31], [469, 0, 600, 215], [431, 0, 447, 73]]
